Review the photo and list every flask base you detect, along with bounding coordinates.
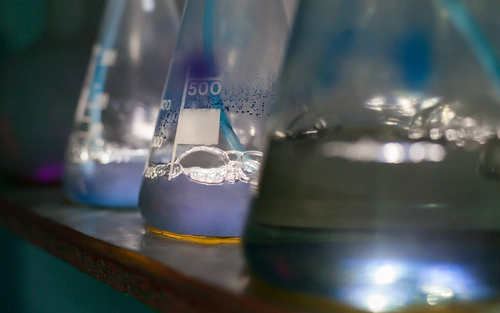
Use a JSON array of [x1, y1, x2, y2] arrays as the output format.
[[146, 225, 241, 245], [244, 223, 500, 311], [247, 275, 496, 313]]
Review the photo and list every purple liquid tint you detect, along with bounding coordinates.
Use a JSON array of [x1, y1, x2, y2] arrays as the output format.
[[35, 163, 64, 183]]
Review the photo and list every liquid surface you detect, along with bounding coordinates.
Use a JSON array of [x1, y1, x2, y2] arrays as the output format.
[[244, 127, 500, 311]]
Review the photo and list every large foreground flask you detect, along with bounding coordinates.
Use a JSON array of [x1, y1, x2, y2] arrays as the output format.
[[244, 0, 500, 311], [64, 0, 180, 207], [139, 0, 288, 239]]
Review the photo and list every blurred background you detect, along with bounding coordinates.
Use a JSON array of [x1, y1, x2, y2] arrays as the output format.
[[0, 0, 104, 184], [0, 0, 182, 311]]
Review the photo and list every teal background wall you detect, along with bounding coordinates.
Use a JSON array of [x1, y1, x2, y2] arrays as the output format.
[[0, 227, 157, 313], [0, 0, 105, 183]]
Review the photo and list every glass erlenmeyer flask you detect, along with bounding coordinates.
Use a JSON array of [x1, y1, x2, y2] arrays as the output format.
[[244, 0, 500, 311], [64, 0, 180, 207], [139, 0, 288, 239]]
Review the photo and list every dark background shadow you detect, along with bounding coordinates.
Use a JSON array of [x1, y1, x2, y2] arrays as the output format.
[[0, 1, 186, 311]]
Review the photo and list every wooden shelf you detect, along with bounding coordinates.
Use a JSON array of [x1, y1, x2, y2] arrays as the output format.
[[0, 187, 300, 313]]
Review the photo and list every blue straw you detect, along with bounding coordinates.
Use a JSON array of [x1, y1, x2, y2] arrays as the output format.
[[88, 0, 127, 128], [203, 0, 245, 152], [80, 0, 125, 178], [438, 0, 500, 96]]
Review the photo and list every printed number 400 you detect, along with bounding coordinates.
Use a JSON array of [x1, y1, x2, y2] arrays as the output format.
[[187, 81, 221, 96]]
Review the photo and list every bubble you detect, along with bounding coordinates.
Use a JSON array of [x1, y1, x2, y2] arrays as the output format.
[[241, 151, 263, 173], [383, 143, 404, 163], [444, 129, 459, 141], [426, 144, 446, 162], [161, 146, 263, 185], [462, 117, 476, 128], [409, 142, 426, 163], [430, 128, 442, 140], [408, 128, 425, 139]]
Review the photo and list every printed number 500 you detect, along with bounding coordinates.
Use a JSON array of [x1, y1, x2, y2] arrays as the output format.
[[187, 81, 221, 96]]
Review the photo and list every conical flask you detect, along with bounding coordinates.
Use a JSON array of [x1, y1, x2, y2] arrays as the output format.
[[244, 0, 500, 311], [139, 0, 288, 239], [64, 0, 180, 207]]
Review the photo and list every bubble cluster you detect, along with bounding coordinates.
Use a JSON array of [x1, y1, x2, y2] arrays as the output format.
[[144, 146, 262, 185], [408, 102, 498, 147], [66, 135, 148, 164]]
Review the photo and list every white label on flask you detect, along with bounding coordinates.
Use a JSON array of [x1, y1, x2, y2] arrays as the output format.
[[175, 108, 220, 145]]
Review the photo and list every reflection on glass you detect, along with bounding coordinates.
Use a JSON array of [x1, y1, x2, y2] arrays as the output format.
[[335, 260, 490, 311], [245, 236, 497, 311]]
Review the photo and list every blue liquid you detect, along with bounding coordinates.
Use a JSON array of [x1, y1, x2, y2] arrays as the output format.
[[64, 161, 144, 208], [139, 175, 251, 237]]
